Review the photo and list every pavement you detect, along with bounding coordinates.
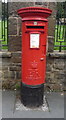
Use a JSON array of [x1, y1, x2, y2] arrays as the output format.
[[2, 90, 64, 118]]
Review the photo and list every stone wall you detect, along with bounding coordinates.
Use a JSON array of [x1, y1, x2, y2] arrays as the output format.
[[1, 51, 65, 91], [46, 52, 65, 91]]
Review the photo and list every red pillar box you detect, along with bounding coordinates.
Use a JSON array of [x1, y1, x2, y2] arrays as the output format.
[[17, 7, 52, 107]]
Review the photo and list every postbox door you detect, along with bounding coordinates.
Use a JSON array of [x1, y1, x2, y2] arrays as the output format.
[[22, 23, 47, 86]]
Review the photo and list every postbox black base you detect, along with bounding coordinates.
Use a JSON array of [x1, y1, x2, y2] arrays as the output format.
[[21, 83, 44, 107]]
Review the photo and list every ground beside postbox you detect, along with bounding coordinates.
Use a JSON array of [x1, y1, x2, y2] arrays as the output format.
[[2, 90, 64, 118]]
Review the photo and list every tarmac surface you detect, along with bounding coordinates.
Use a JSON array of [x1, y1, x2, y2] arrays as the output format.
[[2, 90, 64, 118]]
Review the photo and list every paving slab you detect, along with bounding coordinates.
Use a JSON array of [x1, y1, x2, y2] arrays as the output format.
[[0, 90, 2, 120], [2, 90, 16, 118], [2, 90, 64, 118], [46, 92, 64, 118]]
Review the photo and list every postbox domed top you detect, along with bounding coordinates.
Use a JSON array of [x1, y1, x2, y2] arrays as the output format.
[[17, 7, 52, 21]]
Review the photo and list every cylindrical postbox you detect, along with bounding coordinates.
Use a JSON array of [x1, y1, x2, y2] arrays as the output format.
[[17, 7, 52, 107]]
